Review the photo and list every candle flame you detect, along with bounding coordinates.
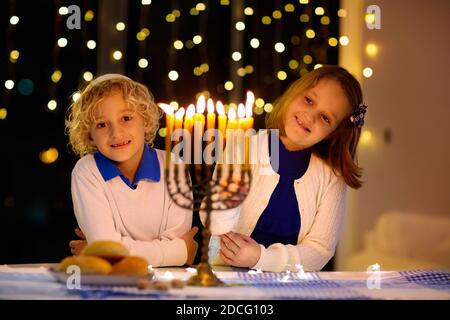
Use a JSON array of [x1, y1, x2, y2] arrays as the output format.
[[158, 103, 174, 114], [207, 98, 215, 114], [196, 95, 206, 114], [174, 107, 185, 119], [237, 103, 245, 118], [216, 101, 225, 116], [245, 91, 255, 118], [186, 104, 196, 118], [228, 107, 236, 120]]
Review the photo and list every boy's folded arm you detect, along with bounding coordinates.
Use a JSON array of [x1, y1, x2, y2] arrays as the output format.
[[71, 169, 121, 243], [72, 169, 188, 266]]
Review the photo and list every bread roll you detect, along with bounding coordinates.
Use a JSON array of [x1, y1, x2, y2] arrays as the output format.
[[110, 256, 149, 276], [81, 240, 129, 263], [58, 256, 112, 274]]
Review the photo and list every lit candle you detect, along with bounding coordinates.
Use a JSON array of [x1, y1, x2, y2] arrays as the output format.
[[206, 98, 216, 130], [227, 108, 237, 130], [194, 95, 206, 127], [216, 101, 227, 140], [237, 103, 246, 129], [174, 107, 185, 130], [184, 104, 195, 135], [244, 91, 255, 131], [194, 97, 205, 166], [158, 103, 174, 169]]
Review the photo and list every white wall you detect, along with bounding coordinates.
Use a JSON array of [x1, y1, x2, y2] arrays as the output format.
[[337, 0, 450, 270]]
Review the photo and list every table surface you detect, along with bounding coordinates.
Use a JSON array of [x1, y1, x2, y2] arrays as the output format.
[[1, 263, 449, 300]]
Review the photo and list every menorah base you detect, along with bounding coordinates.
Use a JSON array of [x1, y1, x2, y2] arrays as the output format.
[[186, 262, 226, 287]]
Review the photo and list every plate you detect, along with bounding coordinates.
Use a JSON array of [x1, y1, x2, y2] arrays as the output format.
[[50, 268, 154, 286]]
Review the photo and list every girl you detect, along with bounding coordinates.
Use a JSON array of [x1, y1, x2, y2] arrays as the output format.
[[65, 74, 198, 267], [205, 65, 367, 272]]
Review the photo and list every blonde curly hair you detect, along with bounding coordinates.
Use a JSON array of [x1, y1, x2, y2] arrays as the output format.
[[65, 74, 161, 157]]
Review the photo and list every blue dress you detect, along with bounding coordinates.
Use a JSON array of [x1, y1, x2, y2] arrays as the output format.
[[250, 137, 311, 247]]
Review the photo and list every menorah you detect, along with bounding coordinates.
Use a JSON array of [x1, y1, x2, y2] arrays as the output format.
[[160, 93, 254, 286]]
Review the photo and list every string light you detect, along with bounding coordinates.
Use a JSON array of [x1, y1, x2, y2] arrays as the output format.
[[272, 10, 282, 19], [57, 38, 68, 47], [173, 40, 184, 50], [337, 9, 347, 18], [138, 58, 149, 68], [39, 148, 59, 164], [5, 80, 14, 90], [277, 71, 287, 80], [168, 70, 179, 81], [116, 22, 126, 31], [193, 35, 202, 44], [9, 50, 20, 63], [112, 50, 123, 60], [9, 16, 19, 25], [235, 21, 245, 31], [289, 60, 299, 69], [284, 4, 295, 12], [315, 7, 325, 15], [84, 10, 94, 21], [141, 0, 152, 5], [83, 71, 93, 81], [231, 51, 242, 61], [363, 67, 373, 78], [0, 108, 7, 120], [244, 7, 254, 15], [224, 81, 234, 91], [47, 100, 57, 110], [58, 7, 68, 15], [72, 92, 81, 102], [274, 42, 285, 53], [261, 16, 272, 24], [250, 38, 260, 48], [328, 37, 338, 47], [366, 43, 379, 57], [339, 36, 350, 46], [87, 40, 96, 49], [305, 29, 315, 39], [300, 14, 309, 23]]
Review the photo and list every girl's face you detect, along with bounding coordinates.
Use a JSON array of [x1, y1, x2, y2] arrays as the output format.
[[282, 78, 351, 151], [89, 90, 149, 172]]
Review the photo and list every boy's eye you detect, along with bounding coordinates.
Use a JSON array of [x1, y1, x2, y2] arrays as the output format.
[[321, 115, 330, 124], [122, 115, 132, 122], [96, 122, 106, 129]]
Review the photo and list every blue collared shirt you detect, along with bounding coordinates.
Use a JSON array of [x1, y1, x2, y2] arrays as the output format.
[[94, 145, 161, 189]]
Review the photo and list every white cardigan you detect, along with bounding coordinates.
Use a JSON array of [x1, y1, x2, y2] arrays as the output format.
[[71, 149, 192, 267], [204, 132, 348, 272]]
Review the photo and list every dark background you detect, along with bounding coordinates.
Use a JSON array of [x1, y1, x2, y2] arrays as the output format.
[[0, 0, 339, 268]]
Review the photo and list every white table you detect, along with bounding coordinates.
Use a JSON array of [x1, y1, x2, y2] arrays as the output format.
[[1, 264, 449, 300]]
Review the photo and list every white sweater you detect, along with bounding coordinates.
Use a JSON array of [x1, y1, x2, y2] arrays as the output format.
[[71, 149, 192, 267], [204, 132, 348, 272]]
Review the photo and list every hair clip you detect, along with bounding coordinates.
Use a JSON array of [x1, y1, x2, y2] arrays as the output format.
[[350, 103, 367, 128]]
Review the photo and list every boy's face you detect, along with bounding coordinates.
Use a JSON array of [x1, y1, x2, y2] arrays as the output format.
[[281, 78, 351, 151], [89, 90, 149, 171]]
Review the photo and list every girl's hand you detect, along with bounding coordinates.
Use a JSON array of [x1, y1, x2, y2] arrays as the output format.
[[181, 227, 199, 266], [219, 232, 261, 268], [69, 228, 87, 255]]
